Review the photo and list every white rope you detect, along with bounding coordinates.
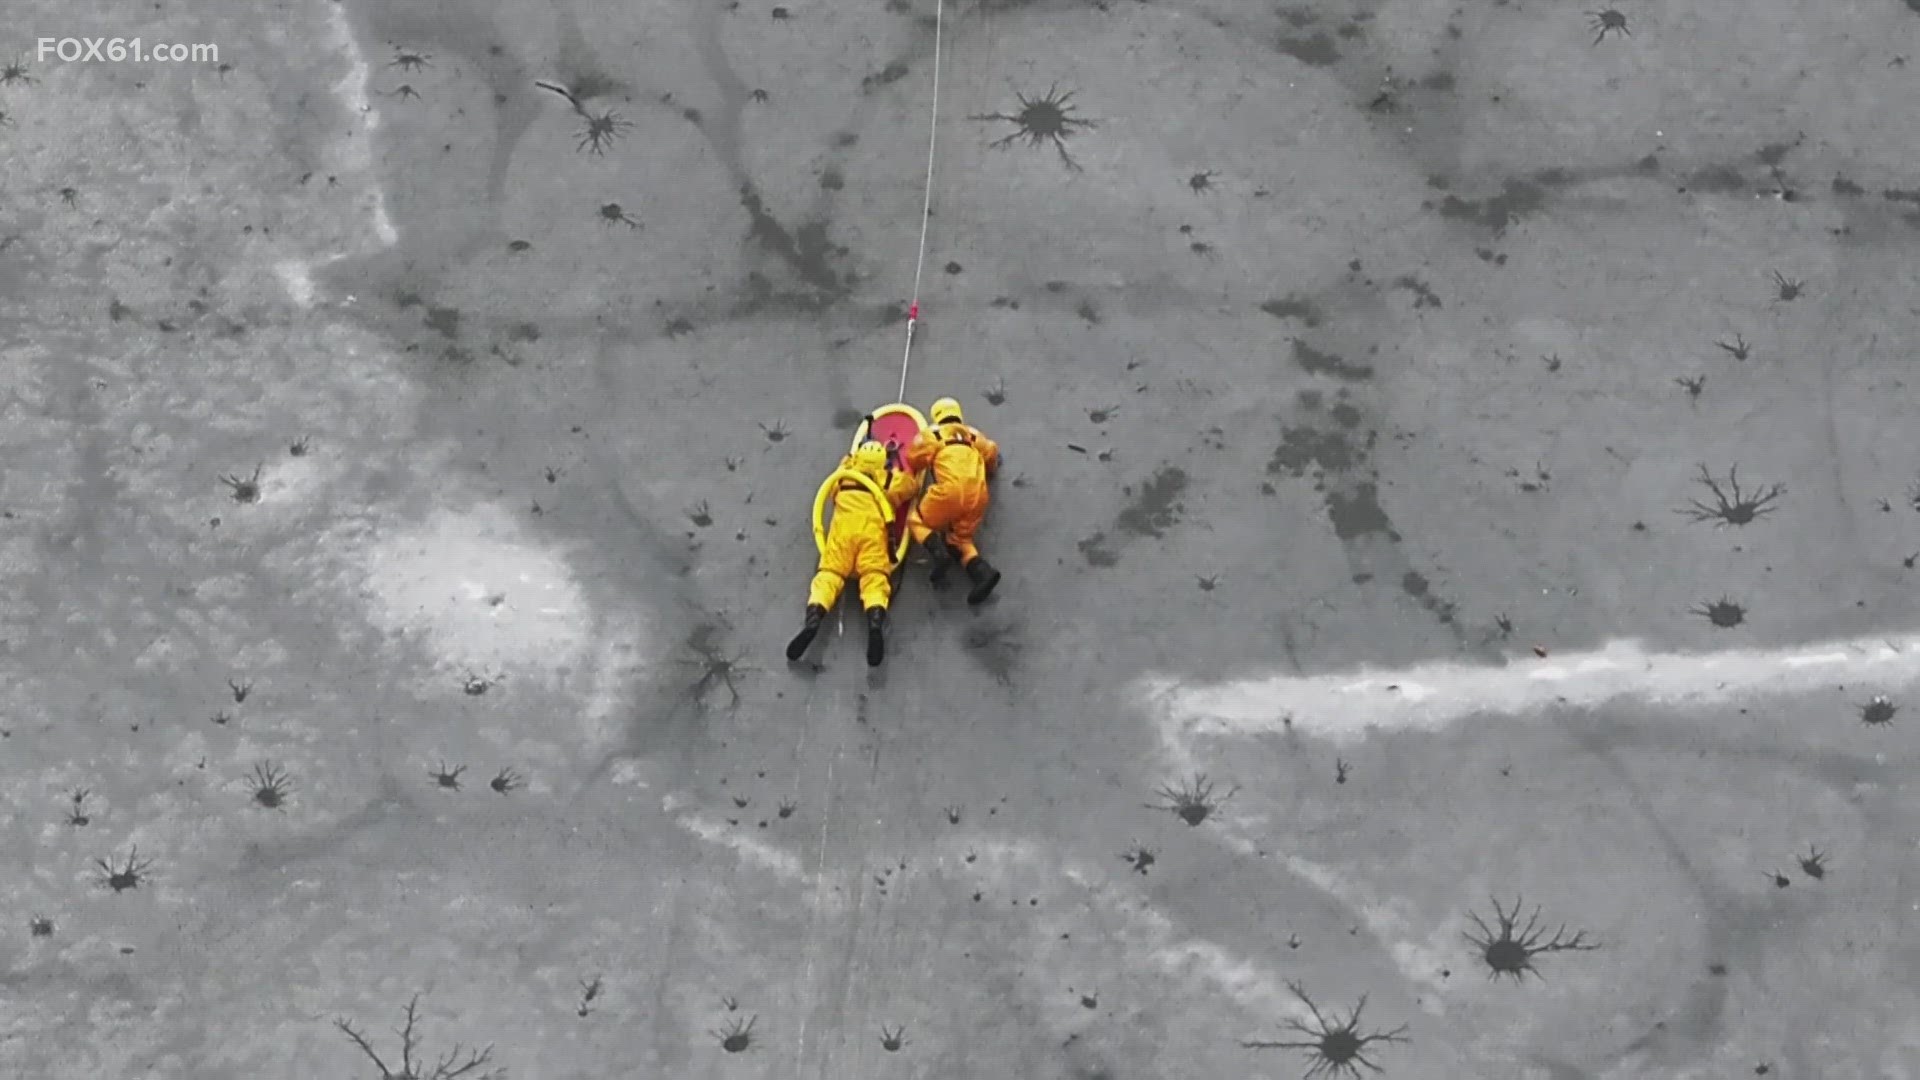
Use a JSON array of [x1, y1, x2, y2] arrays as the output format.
[[816, 17, 946, 1073], [897, 0, 945, 402]]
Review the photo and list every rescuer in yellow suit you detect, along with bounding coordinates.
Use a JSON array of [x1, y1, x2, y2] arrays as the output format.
[[905, 396, 1002, 604], [786, 440, 922, 667]]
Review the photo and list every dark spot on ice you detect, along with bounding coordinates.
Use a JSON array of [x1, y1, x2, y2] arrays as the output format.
[[819, 166, 844, 191], [1401, 571, 1429, 597], [1393, 276, 1441, 308], [1270, 427, 1356, 476], [1420, 71, 1455, 91], [1276, 32, 1340, 66], [1859, 696, 1896, 726], [863, 62, 910, 92], [1327, 483, 1399, 540], [1832, 175, 1864, 196], [1328, 403, 1362, 428], [1117, 467, 1187, 537], [1292, 340, 1373, 381], [1260, 295, 1324, 327], [1078, 533, 1119, 566], [1435, 178, 1547, 234], [1692, 596, 1747, 628], [739, 186, 848, 299], [424, 307, 461, 338]]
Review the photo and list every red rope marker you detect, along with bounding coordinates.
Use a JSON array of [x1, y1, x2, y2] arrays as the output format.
[[898, 298, 923, 399]]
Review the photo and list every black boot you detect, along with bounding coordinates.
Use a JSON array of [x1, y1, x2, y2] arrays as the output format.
[[963, 556, 1002, 605], [925, 533, 954, 589], [865, 607, 887, 667], [786, 604, 828, 661]]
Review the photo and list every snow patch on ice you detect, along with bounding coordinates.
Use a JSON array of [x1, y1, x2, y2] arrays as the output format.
[[357, 504, 603, 684], [323, 3, 398, 248]]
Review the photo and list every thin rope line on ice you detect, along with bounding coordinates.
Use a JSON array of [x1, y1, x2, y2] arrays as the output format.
[[896, 0, 945, 402], [810, 8, 949, 1076]]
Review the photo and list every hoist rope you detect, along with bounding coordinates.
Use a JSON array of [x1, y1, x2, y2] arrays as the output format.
[[895, 0, 945, 403]]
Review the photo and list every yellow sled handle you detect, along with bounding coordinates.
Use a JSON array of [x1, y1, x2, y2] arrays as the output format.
[[812, 468, 895, 555]]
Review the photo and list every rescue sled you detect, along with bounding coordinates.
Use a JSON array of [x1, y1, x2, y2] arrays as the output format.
[[810, 403, 929, 565]]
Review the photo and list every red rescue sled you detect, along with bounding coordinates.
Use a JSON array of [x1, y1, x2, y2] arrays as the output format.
[[838, 403, 928, 563]]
